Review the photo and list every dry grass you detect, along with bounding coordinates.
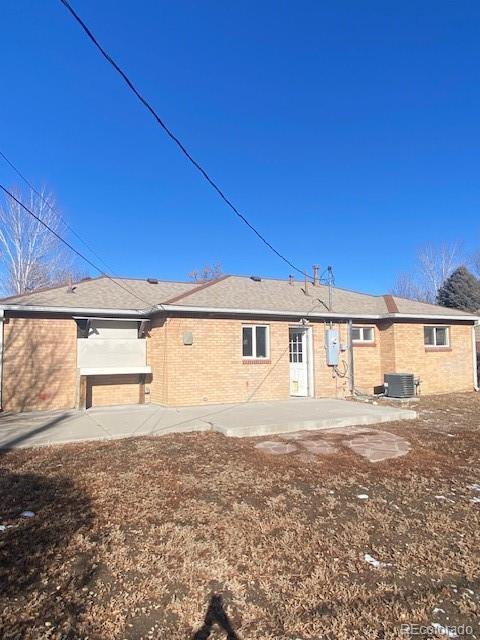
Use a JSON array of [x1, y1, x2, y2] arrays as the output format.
[[1, 393, 480, 639]]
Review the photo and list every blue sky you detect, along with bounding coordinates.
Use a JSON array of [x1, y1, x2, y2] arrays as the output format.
[[1, 1, 479, 294]]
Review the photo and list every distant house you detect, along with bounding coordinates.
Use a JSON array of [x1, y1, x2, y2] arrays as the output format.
[[0, 273, 478, 412]]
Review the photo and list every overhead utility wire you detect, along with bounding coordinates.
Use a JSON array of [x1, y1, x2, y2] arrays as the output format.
[[58, 0, 313, 280], [0, 150, 167, 310], [0, 183, 155, 310], [0, 149, 114, 274]]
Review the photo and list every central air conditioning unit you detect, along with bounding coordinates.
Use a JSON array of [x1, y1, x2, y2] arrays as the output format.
[[384, 373, 415, 398]]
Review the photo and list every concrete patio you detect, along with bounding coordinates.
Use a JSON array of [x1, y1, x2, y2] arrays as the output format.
[[0, 398, 416, 450]]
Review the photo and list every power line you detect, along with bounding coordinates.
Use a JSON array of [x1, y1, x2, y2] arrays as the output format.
[[58, 0, 313, 280], [0, 149, 167, 310], [0, 149, 113, 273], [0, 183, 154, 309]]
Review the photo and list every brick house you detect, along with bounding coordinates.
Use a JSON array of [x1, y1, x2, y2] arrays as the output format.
[[0, 274, 478, 412]]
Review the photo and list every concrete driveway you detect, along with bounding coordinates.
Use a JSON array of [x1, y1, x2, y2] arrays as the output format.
[[0, 398, 415, 450]]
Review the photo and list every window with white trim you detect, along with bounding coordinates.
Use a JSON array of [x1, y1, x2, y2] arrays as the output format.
[[352, 326, 375, 342], [424, 326, 449, 347], [242, 325, 269, 358]]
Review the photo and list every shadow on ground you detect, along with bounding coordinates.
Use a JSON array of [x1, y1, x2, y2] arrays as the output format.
[[192, 594, 240, 640], [0, 413, 70, 450], [0, 469, 95, 638]]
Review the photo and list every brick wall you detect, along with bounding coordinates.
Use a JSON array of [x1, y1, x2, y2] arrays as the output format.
[[392, 322, 474, 394], [312, 322, 350, 398], [147, 317, 167, 405], [2, 316, 77, 412], [146, 316, 475, 405], [311, 322, 384, 398], [146, 318, 383, 404], [87, 374, 145, 407], [148, 316, 290, 406], [379, 321, 396, 376], [351, 325, 382, 394], [2, 314, 475, 413], [351, 321, 475, 395]]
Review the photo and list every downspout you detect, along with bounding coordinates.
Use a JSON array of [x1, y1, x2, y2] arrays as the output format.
[[472, 324, 479, 391], [0, 309, 4, 410], [348, 318, 355, 395]]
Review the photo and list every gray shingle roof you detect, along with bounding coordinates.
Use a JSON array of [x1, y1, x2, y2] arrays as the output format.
[[0, 274, 476, 319], [168, 276, 474, 317], [0, 277, 196, 311], [389, 295, 475, 317], [169, 275, 388, 314]]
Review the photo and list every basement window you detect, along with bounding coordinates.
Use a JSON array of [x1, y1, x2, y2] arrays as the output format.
[[352, 326, 375, 343], [242, 325, 269, 359], [424, 326, 449, 347]]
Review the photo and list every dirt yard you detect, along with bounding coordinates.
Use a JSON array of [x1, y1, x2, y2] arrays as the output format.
[[1, 393, 479, 639]]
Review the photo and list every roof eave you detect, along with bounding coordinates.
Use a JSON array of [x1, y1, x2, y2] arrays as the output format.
[[385, 312, 479, 321], [161, 304, 479, 321], [1, 302, 477, 322], [0, 304, 152, 317]]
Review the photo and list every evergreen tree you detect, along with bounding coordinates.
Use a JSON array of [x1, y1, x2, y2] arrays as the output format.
[[436, 266, 480, 312]]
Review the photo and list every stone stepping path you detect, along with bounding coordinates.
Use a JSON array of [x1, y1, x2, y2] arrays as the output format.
[[300, 439, 339, 455], [254, 441, 298, 455], [254, 427, 409, 463], [347, 432, 410, 463]]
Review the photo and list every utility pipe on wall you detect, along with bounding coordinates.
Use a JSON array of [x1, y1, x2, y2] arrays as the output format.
[[472, 324, 479, 391], [348, 319, 355, 395]]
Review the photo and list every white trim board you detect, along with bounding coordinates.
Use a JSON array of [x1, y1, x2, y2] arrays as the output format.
[[79, 366, 151, 376]]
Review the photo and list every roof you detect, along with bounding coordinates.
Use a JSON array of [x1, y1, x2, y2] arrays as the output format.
[[166, 276, 475, 318], [0, 274, 477, 320], [389, 295, 476, 317], [0, 277, 195, 311], [169, 275, 388, 315]]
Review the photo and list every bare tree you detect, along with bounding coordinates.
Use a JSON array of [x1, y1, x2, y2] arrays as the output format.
[[391, 272, 428, 302], [188, 263, 224, 284], [0, 186, 78, 296], [471, 250, 480, 278], [391, 241, 462, 303], [416, 242, 462, 302]]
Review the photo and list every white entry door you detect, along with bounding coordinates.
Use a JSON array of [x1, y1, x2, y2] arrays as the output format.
[[289, 328, 309, 396]]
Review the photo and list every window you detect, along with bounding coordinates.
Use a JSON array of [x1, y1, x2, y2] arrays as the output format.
[[242, 325, 269, 358], [424, 326, 449, 347], [352, 326, 375, 342], [75, 319, 89, 339], [74, 319, 147, 339], [289, 330, 304, 363]]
